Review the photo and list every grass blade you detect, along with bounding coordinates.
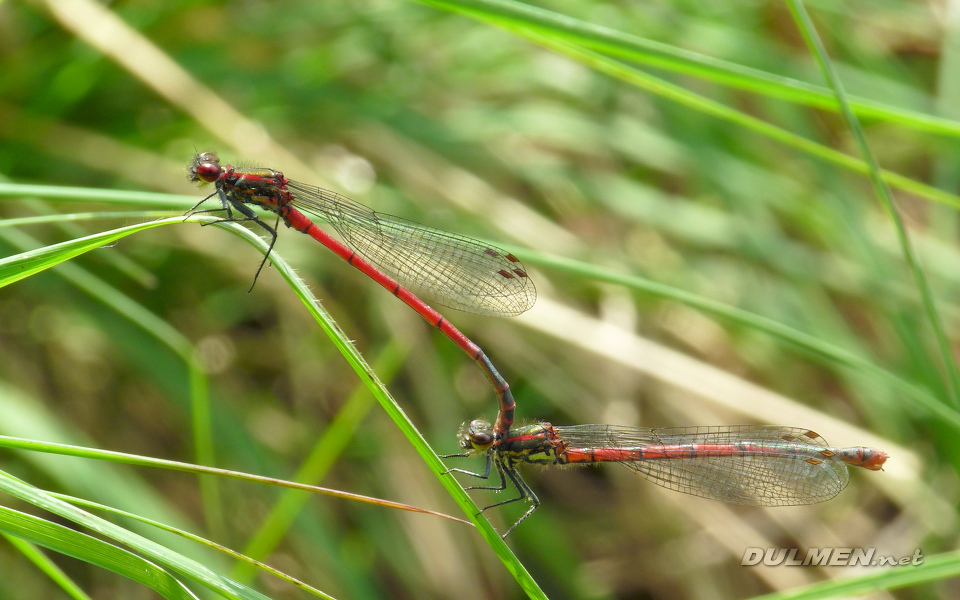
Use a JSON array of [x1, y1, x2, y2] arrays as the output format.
[[785, 0, 960, 407], [413, 0, 960, 136]]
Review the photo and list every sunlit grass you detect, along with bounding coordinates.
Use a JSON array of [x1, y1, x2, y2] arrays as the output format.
[[0, 0, 956, 598]]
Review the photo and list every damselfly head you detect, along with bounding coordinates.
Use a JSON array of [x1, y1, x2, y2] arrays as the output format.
[[457, 419, 495, 452], [188, 151, 223, 184]]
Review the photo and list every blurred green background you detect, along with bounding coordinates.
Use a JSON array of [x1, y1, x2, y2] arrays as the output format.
[[0, 0, 957, 598]]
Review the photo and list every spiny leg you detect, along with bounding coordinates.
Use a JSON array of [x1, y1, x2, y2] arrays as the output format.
[[187, 189, 254, 228], [443, 452, 509, 492], [441, 449, 491, 478], [476, 459, 527, 509], [185, 189, 232, 221], [187, 189, 283, 291], [443, 452, 537, 538], [499, 464, 540, 538], [241, 210, 281, 291], [210, 195, 281, 291]]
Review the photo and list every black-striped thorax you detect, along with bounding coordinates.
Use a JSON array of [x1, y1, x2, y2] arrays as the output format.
[[221, 166, 293, 212], [499, 423, 569, 466]]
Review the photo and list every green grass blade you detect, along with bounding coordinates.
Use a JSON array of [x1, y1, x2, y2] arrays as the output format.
[[240, 224, 548, 599], [0, 433, 465, 523], [402, 5, 960, 210], [0, 501, 198, 599], [234, 342, 407, 581], [413, 0, 960, 136], [0, 218, 224, 540], [520, 247, 960, 429], [48, 493, 336, 600], [786, 0, 960, 408], [0, 204, 542, 593], [6, 1, 944, 596], [0, 216, 185, 288], [3, 534, 94, 600], [0, 210, 180, 227], [0, 182, 191, 208], [0, 471, 270, 600], [509, 32, 960, 210], [749, 549, 960, 600]]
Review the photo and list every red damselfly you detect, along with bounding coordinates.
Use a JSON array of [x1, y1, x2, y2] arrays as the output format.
[[446, 419, 888, 537], [187, 152, 536, 437]]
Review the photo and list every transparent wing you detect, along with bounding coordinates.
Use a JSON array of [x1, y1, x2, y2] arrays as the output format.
[[554, 425, 849, 506], [288, 181, 536, 317]]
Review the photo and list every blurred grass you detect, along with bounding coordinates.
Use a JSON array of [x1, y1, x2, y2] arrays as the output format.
[[0, 0, 958, 599]]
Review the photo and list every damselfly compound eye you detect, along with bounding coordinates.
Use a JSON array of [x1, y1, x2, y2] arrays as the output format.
[[467, 420, 494, 449], [194, 161, 221, 183]]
